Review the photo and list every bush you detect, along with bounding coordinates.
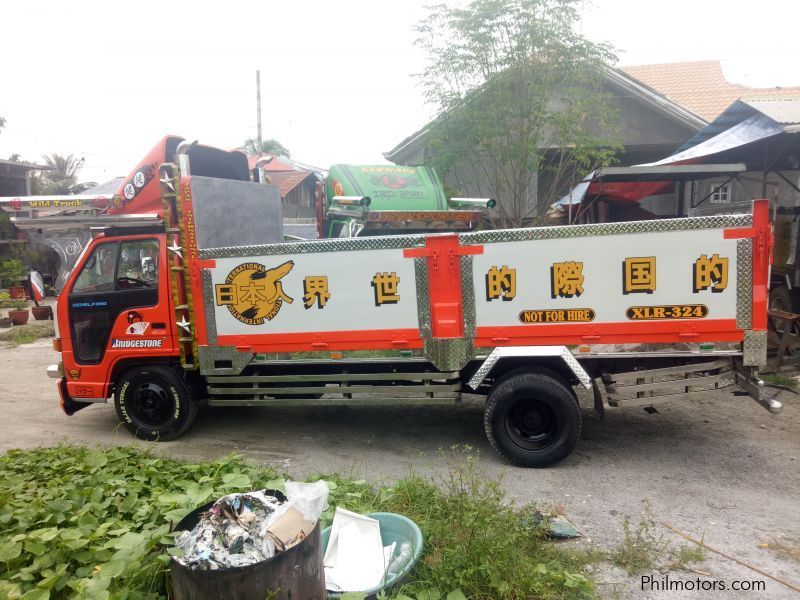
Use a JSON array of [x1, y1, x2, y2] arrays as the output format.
[[0, 259, 26, 288], [0, 446, 598, 600]]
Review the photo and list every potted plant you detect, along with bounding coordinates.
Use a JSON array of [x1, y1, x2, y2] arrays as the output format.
[[0, 315, 11, 328], [32, 303, 53, 320], [8, 300, 30, 326], [0, 260, 27, 299]]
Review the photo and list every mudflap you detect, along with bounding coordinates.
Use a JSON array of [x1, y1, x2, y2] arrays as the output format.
[[57, 378, 92, 416]]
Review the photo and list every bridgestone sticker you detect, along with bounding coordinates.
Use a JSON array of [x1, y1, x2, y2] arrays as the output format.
[[111, 338, 164, 348]]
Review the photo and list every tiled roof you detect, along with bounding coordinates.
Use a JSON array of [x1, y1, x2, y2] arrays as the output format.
[[266, 170, 316, 198], [621, 60, 800, 121]]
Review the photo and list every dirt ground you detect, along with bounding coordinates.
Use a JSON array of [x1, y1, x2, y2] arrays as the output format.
[[1, 340, 798, 598]]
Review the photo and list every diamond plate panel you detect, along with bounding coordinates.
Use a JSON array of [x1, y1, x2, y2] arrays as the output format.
[[742, 330, 767, 366], [559, 348, 592, 388], [201, 268, 217, 345], [199, 233, 426, 259], [461, 255, 476, 338], [736, 238, 753, 330], [414, 257, 432, 339], [198, 346, 255, 376], [424, 338, 475, 371], [461, 213, 752, 245]]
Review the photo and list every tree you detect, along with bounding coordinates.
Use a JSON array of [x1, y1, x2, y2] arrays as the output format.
[[0, 116, 6, 133], [38, 153, 92, 194], [241, 138, 291, 158], [415, 0, 621, 227]]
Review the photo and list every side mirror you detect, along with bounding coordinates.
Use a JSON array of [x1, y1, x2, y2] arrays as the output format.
[[29, 270, 45, 306]]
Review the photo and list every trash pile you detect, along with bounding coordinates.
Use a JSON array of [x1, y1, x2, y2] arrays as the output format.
[[174, 481, 329, 570]]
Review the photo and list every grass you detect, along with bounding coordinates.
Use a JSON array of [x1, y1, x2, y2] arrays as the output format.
[[610, 501, 706, 575], [0, 445, 598, 600], [0, 319, 55, 347], [760, 373, 798, 389]]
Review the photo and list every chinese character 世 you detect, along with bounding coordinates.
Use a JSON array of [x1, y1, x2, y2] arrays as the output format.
[[694, 254, 729, 293], [486, 265, 516, 301], [303, 275, 331, 309], [622, 257, 656, 294], [551, 261, 584, 298], [372, 272, 400, 305]]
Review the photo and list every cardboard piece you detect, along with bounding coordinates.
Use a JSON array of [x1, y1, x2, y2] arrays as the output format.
[[266, 506, 314, 551]]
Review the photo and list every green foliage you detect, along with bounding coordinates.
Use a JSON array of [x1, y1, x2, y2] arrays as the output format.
[[610, 502, 706, 575], [0, 446, 598, 599], [241, 138, 291, 158], [760, 373, 797, 389], [415, 0, 621, 227], [35, 154, 95, 195], [0, 320, 54, 346], [0, 259, 26, 288]]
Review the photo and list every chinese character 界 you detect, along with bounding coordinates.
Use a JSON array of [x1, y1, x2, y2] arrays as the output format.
[[372, 272, 400, 305], [622, 257, 656, 294], [694, 254, 728, 293], [486, 266, 516, 301], [303, 275, 331, 309], [550, 261, 584, 298]]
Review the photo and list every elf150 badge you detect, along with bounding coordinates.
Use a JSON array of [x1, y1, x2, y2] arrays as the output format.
[[215, 261, 294, 325]]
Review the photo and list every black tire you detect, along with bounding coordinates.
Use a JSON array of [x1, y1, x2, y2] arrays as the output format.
[[484, 371, 581, 467], [770, 285, 795, 313], [115, 365, 198, 441]]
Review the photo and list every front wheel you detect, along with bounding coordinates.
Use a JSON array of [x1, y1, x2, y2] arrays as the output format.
[[115, 365, 198, 441], [484, 371, 581, 467]]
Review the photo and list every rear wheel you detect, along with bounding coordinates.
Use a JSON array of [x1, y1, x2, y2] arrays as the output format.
[[115, 365, 198, 441], [770, 285, 796, 313], [484, 371, 581, 467]]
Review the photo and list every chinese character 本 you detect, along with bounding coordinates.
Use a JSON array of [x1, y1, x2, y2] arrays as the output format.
[[372, 272, 400, 305], [486, 266, 516, 301], [551, 261, 584, 298], [303, 276, 330, 309], [694, 254, 728, 293], [623, 257, 656, 294]]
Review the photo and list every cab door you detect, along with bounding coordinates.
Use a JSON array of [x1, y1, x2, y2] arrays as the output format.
[[64, 235, 175, 399]]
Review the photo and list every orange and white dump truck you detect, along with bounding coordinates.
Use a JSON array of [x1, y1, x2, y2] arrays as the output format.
[[2, 138, 781, 466]]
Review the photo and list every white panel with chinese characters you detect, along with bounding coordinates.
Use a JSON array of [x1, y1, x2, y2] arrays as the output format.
[[472, 229, 739, 327], [208, 249, 417, 336]]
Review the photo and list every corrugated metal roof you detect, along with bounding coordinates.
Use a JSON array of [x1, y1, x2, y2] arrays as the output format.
[[82, 177, 125, 195], [741, 98, 800, 125]]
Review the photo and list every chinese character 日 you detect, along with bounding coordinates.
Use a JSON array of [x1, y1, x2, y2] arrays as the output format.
[[694, 254, 729, 293], [551, 261, 584, 298], [303, 275, 331, 309], [372, 272, 400, 305], [622, 257, 656, 294], [486, 266, 516, 301]]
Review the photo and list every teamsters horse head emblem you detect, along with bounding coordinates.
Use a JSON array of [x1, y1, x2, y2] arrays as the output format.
[[215, 261, 294, 325]]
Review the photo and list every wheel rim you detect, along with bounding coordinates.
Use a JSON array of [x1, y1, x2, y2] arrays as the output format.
[[505, 399, 559, 451], [130, 382, 173, 428]]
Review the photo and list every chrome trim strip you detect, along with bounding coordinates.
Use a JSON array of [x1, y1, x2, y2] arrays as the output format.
[[201, 268, 217, 345], [414, 257, 432, 339]]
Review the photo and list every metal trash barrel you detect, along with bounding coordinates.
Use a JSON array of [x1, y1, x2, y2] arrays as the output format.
[[170, 494, 326, 600]]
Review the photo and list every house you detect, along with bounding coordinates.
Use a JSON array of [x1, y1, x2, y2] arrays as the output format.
[[0, 158, 48, 197], [621, 60, 800, 122], [384, 66, 708, 218], [247, 155, 324, 219]]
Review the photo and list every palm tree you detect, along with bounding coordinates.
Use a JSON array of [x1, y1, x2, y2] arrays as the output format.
[[241, 138, 291, 158], [40, 153, 84, 194]]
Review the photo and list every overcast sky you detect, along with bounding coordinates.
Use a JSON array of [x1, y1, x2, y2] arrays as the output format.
[[1, 0, 798, 186]]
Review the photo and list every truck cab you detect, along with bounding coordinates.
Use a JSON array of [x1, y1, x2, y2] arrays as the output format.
[[54, 228, 177, 413]]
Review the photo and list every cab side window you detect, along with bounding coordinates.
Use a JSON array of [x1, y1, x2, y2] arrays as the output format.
[[117, 239, 159, 289], [72, 243, 120, 294]]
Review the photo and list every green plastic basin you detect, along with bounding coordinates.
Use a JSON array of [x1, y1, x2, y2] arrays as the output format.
[[321, 512, 423, 596]]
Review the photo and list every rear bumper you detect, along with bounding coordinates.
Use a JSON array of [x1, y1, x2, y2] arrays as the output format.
[[56, 377, 92, 416], [47, 363, 63, 379]]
